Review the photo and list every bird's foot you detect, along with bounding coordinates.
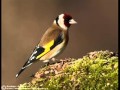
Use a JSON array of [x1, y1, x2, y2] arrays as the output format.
[[30, 74, 35, 77], [60, 59, 66, 64], [42, 61, 50, 67]]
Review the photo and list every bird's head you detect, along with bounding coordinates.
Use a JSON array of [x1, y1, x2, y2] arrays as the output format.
[[54, 13, 77, 30]]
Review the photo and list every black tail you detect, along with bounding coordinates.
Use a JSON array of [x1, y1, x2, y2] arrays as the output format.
[[16, 68, 26, 78], [16, 61, 33, 78]]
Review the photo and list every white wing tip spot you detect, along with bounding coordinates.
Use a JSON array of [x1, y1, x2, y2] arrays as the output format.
[[16, 74, 18, 78]]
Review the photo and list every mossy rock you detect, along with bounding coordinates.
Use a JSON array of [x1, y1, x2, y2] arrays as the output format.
[[18, 50, 118, 90]]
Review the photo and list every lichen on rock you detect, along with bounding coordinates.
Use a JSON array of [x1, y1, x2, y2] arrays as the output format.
[[18, 50, 118, 90]]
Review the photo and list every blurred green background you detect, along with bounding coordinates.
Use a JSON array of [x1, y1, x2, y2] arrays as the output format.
[[2, 0, 118, 86]]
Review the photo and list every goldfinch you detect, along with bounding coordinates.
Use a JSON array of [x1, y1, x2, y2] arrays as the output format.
[[16, 13, 77, 78]]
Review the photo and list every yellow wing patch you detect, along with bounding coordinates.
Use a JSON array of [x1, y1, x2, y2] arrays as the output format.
[[36, 40, 54, 59]]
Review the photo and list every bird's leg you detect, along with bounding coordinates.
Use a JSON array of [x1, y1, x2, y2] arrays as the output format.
[[43, 60, 50, 67], [30, 74, 35, 77], [60, 59, 66, 64], [45, 62, 50, 66], [30, 61, 50, 77]]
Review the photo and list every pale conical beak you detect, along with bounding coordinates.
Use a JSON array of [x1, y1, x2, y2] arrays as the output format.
[[69, 19, 77, 24]]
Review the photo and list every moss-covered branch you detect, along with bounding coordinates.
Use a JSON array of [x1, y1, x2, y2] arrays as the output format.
[[18, 50, 118, 90]]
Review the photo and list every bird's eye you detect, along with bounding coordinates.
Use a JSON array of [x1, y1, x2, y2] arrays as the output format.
[[64, 19, 69, 23], [64, 18, 71, 24], [64, 18, 72, 27]]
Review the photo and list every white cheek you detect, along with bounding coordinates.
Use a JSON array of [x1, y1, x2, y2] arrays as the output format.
[[58, 14, 67, 30]]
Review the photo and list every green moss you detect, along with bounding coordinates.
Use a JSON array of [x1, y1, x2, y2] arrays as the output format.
[[18, 50, 118, 90]]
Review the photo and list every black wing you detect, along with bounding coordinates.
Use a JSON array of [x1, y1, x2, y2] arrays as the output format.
[[16, 34, 63, 78], [16, 46, 44, 78]]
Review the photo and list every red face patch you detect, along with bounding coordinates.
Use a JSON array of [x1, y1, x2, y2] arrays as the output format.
[[63, 14, 73, 28]]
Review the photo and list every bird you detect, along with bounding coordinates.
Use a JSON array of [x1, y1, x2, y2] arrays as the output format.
[[16, 13, 77, 78]]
